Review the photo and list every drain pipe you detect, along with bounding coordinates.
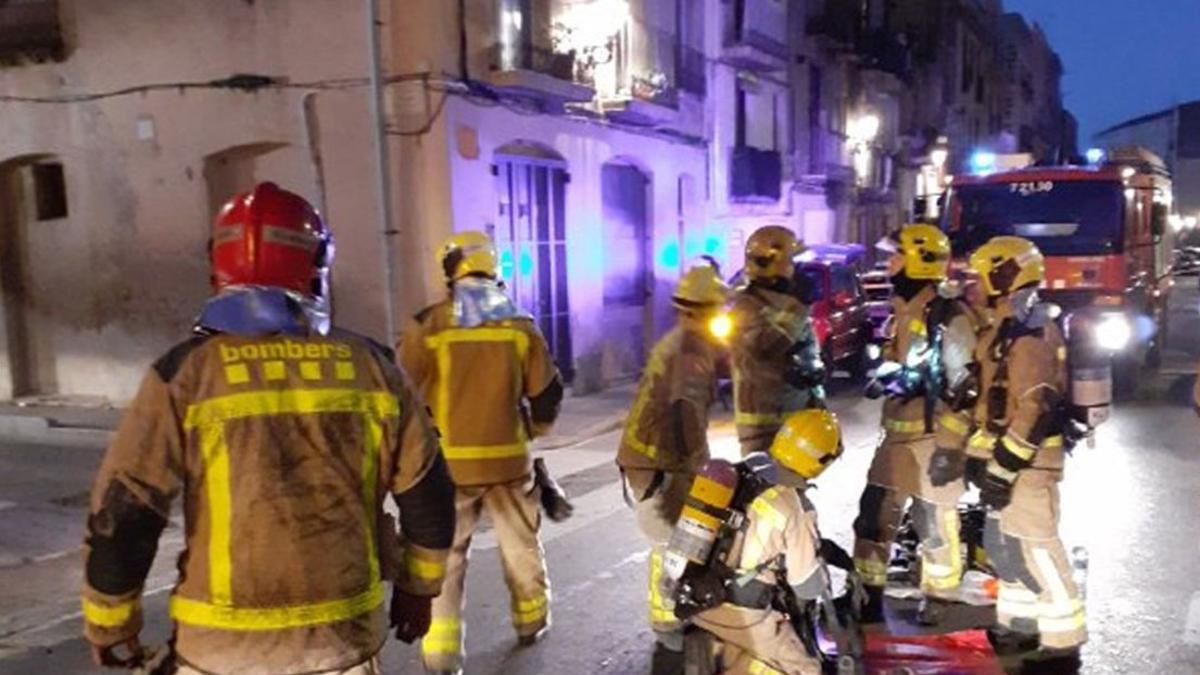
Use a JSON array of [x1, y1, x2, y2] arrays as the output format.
[[366, 0, 399, 344]]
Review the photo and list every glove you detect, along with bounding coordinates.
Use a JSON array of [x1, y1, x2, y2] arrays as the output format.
[[964, 457, 988, 488], [390, 587, 432, 643], [90, 637, 145, 670], [927, 447, 965, 487], [533, 458, 574, 522], [979, 463, 1016, 511]]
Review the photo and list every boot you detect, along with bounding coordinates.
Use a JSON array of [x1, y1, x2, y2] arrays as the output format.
[[517, 625, 548, 647], [986, 626, 1040, 656], [651, 641, 686, 675], [916, 596, 953, 626], [1020, 646, 1081, 674], [859, 585, 886, 624]]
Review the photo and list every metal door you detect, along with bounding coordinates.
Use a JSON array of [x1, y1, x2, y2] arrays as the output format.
[[601, 163, 650, 375]]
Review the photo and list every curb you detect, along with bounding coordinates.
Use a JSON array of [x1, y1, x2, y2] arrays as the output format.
[[534, 415, 626, 451], [0, 415, 112, 449]]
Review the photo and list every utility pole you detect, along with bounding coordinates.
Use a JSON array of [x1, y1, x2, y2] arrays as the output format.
[[366, 0, 399, 345]]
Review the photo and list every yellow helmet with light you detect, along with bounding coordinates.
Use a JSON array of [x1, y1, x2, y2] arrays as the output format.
[[968, 236, 1045, 297], [673, 265, 731, 340], [879, 224, 951, 280], [745, 226, 803, 281], [769, 409, 843, 480], [440, 231, 499, 281]]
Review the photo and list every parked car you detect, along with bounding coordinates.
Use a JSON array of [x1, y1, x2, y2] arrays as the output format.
[[727, 243, 873, 380], [1174, 246, 1200, 277]]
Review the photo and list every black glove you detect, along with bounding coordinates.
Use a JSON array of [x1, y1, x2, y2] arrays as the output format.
[[390, 587, 432, 643], [533, 458, 574, 522], [927, 447, 965, 487], [979, 463, 1016, 511], [964, 457, 988, 488]]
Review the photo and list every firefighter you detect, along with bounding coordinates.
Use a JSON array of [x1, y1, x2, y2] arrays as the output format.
[[730, 226, 825, 456], [399, 231, 564, 675], [81, 183, 456, 675], [966, 236, 1087, 671], [853, 224, 979, 625], [616, 264, 729, 670], [689, 409, 845, 675]]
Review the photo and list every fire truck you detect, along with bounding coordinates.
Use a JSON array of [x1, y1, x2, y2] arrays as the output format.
[[942, 147, 1174, 392]]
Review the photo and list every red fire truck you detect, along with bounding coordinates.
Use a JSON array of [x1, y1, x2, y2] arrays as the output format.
[[942, 147, 1174, 392]]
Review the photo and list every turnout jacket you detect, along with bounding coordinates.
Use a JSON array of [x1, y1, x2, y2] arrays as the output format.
[[82, 328, 455, 675], [398, 300, 562, 487]]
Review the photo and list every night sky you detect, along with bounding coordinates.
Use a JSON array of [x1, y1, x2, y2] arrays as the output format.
[[1003, 0, 1200, 145]]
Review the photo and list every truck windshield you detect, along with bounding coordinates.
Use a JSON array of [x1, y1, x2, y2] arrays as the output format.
[[945, 180, 1125, 256]]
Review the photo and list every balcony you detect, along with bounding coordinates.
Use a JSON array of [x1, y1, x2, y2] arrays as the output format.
[[0, 0, 63, 64], [730, 146, 782, 203], [587, 21, 680, 126], [486, 43, 596, 104], [858, 29, 912, 82], [805, 0, 859, 47], [723, 0, 788, 72]]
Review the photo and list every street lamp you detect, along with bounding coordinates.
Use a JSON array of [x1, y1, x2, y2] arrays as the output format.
[[930, 147, 949, 169], [848, 114, 881, 144]]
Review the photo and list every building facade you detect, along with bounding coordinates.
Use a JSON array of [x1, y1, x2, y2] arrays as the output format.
[[1095, 101, 1200, 219]]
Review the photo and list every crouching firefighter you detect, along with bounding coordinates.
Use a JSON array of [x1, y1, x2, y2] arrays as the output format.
[[853, 225, 979, 625], [81, 183, 457, 675], [616, 265, 730, 670], [399, 232, 566, 675], [661, 410, 865, 675], [730, 226, 826, 456], [967, 236, 1087, 671]]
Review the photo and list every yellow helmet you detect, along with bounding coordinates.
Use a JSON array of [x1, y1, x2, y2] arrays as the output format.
[[769, 409, 843, 480], [880, 224, 951, 280], [440, 231, 499, 281], [968, 236, 1045, 297], [745, 226, 803, 281], [673, 264, 729, 312]]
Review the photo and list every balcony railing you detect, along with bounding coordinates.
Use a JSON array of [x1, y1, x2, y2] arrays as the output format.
[[0, 0, 63, 63], [575, 19, 680, 111], [730, 146, 782, 203]]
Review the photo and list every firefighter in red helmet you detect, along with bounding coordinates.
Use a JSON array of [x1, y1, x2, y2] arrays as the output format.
[[81, 183, 456, 675]]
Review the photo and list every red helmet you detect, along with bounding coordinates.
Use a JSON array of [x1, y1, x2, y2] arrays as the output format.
[[210, 182, 333, 301]]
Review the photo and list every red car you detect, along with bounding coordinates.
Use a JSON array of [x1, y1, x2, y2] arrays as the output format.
[[795, 247, 873, 379]]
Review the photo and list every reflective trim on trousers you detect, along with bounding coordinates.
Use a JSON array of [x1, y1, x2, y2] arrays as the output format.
[[649, 549, 682, 632], [82, 598, 139, 628], [421, 617, 464, 658], [854, 558, 888, 588]]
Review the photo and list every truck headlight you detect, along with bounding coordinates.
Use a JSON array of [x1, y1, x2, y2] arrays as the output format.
[[1095, 313, 1132, 352]]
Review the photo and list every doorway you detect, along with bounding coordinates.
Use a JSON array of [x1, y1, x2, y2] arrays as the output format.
[[202, 143, 289, 220], [601, 161, 651, 377], [494, 151, 574, 382]]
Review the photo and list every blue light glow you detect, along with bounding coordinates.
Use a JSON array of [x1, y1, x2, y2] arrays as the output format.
[[519, 251, 534, 277], [1086, 148, 1106, 164], [659, 242, 681, 269], [970, 151, 997, 175], [704, 235, 722, 255], [499, 250, 515, 278]]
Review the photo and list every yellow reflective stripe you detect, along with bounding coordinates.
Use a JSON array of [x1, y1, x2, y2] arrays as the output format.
[[184, 389, 400, 429], [82, 598, 138, 627], [202, 426, 233, 605], [735, 411, 785, 427], [988, 463, 1019, 482], [748, 658, 785, 675], [513, 594, 549, 624], [623, 351, 668, 460], [425, 327, 530, 356], [170, 581, 383, 631], [425, 327, 527, 453], [405, 554, 446, 582], [909, 319, 928, 336], [441, 443, 527, 460], [361, 416, 382, 586], [854, 558, 888, 586], [938, 413, 969, 435], [969, 431, 996, 450], [749, 489, 787, 531], [884, 418, 926, 433], [421, 618, 463, 655], [1043, 435, 1063, 449], [1001, 434, 1037, 462]]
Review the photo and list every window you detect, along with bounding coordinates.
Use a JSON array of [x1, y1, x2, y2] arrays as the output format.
[[831, 264, 860, 299], [33, 162, 66, 221], [0, 0, 64, 63], [737, 78, 779, 151]]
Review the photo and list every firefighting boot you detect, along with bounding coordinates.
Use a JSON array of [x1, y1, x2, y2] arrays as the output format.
[[859, 585, 886, 624], [1020, 646, 1082, 674], [916, 596, 954, 626], [517, 625, 549, 647], [986, 626, 1040, 656], [651, 641, 686, 675]]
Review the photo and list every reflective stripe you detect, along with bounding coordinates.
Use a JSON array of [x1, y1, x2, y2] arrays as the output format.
[[884, 418, 926, 434], [425, 328, 529, 463], [405, 554, 446, 582], [513, 594, 549, 625], [1001, 434, 1037, 462], [181, 388, 395, 627], [648, 549, 681, 629], [748, 659, 785, 675], [421, 617, 463, 656], [988, 463, 1019, 482], [82, 598, 138, 627], [624, 351, 668, 460], [938, 413, 969, 435], [170, 582, 384, 631], [735, 411, 785, 427], [749, 489, 787, 532], [440, 443, 527, 460], [855, 558, 888, 587], [1043, 435, 1063, 449], [969, 432, 996, 450]]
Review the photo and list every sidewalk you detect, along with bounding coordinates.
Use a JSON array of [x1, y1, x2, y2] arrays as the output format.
[[0, 384, 635, 450]]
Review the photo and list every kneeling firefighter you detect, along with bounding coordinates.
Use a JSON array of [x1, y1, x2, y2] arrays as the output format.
[[966, 237, 1087, 670], [730, 226, 826, 456], [661, 410, 861, 675], [852, 225, 980, 624], [615, 264, 731, 668]]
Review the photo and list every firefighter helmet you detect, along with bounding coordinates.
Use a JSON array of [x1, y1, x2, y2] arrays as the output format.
[[878, 224, 951, 281], [745, 226, 803, 282], [441, 231, 500, 281], [968, 236, 1045, 297], [769, 409, 843, 480], [211, 182, 332, 300], [673, 264, 729, 312]]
